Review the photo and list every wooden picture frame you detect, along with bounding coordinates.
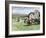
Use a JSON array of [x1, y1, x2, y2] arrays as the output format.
[[5, 1, 45, 38]]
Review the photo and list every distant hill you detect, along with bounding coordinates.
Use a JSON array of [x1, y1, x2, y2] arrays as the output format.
[[12, 13, 29, 17]]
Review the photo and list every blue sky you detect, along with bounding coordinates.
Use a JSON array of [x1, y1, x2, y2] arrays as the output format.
[[12, 7, 39, 15]]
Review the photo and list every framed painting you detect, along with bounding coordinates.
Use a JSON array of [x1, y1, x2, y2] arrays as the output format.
[[5, 1, 45, 37]]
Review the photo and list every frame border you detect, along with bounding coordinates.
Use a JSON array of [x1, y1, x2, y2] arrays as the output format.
[[5, 1, 45, 37]]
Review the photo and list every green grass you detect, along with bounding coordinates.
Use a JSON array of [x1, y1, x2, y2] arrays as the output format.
[[12, 16, 40, 31]]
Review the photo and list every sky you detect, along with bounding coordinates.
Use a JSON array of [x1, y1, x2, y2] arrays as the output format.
[[12, 7, 40, 15]]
